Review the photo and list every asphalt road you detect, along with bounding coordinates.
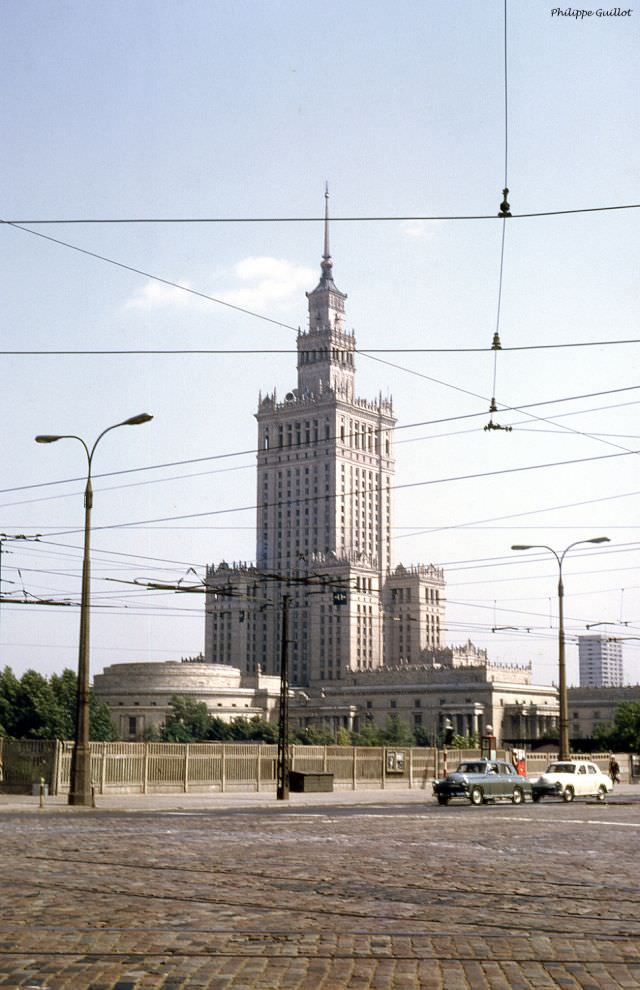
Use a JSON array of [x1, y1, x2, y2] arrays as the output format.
[[1, 792, 639, 989]]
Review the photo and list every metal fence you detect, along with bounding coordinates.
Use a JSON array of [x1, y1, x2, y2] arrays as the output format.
[[0, 739, 628, 795], [1, 740, 440, 795]]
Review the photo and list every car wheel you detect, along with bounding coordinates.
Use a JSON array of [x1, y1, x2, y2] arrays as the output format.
[[596, 785, 607, 803], [469, 786, 484, 805], [562, 785, 575, 803], [532, 792, 541, 803], [511, 787, 524, 805], [437, 795, 449, 806]]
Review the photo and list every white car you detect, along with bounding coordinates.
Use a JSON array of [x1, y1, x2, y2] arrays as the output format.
[[531, 759, 613, 803]]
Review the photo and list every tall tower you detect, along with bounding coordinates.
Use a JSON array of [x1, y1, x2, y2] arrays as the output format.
[[255, 187, 396, 580], [206, 190, 445, 687]]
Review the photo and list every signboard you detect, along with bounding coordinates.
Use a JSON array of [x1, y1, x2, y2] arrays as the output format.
[[333, 589, 348, 606], [386, 750, 405, 774]]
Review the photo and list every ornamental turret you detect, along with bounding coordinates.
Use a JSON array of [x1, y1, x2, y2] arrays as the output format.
[[297, 186, 355, 402]]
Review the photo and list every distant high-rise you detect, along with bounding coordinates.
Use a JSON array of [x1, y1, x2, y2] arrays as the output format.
[[578, 634, 623, 688], [205, 190, 444, 686]]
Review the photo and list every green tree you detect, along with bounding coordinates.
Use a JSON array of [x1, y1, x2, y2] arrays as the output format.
[[230, 717, 277, 743], [351, 720, 383, 746], [379, 715, 415, 747], [451, 733, 479, 750], [206, 715, 234, 741], [293, 725, 336, 745], [595, 702, 640, 752], [88, 693, 118, 741], [0, 666, 115, 740], [413, 725, 432, 747], [0, 667, 20, 737], [161, 696, 212, 741]]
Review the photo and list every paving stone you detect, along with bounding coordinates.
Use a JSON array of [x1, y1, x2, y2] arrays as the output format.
[[2, 792, 640, 988]]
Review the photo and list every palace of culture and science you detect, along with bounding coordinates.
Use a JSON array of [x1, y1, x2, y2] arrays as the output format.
[[204, 193, 446, 687], [95, 194, 563, 745]]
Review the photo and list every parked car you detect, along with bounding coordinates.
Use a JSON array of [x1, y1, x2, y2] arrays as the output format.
[[432, 759, 533, 806], [531, 759, 612, 803]]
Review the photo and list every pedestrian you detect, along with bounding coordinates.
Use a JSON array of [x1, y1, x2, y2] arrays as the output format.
[[609, 756, 620, 784]]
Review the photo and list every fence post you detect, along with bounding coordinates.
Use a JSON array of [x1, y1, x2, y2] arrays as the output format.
[[100, 744, 107, 795], [381, 748, 386, 789], [52, 740, 62, 796], [352, 747, 357, 791], [256, 744, 261, 792], [184, 744, 190, 793], [409, 748, 414, 789], [323, 746, 328, 772], [143, 743, 149, 794], [221, 745, 226, 792]]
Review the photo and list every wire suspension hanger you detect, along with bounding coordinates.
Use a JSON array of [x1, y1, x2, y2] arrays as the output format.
[[485, 0, 512, 434]]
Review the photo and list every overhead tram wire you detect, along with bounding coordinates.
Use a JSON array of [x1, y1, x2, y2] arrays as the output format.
[[484, 0, 511, 433], [7, 538, 638, 615], [362, 350, 640, 455], [3, 204, 639, 224], [3, 215, 637, 455], [3, 391, 639, 514], [4, 382, 639, 501], [2, 337, 640, 355], [25, 445, 640, 538], [4, 477, 634, 581], [4, 407, 638, 513], [1, 221, 299, 334]]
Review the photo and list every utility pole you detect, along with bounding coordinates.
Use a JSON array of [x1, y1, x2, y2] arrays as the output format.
[[276, 594, 291, 800]]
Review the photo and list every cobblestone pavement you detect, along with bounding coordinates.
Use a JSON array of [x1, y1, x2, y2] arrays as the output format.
[[1, 791, 639, 989]]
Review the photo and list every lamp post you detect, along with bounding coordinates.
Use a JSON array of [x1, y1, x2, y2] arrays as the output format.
[[276, 594, 291, 800], [36, 413, 153, 805], [511, 537, 609, 760]]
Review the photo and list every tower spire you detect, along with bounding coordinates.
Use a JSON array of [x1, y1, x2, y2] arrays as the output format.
[[323, 182, 330, 262], [320, 182, 333, 285]]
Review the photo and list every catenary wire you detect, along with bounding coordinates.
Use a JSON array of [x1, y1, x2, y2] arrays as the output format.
[[4, 394, 638, 512], [2, 338, 639, 355], [3, 217, 636, 457], [3, 204, 640, 223], [26, 446, 640, 536], [5, 383, 640, 499]]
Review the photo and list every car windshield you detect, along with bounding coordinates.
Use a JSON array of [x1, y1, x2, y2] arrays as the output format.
[[456, 762, 486, 774], [547, 763, 575, 774]]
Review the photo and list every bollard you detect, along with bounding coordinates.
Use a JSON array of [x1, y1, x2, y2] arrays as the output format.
[[39, 777, 45, 809], [91, 784, 96, 809]]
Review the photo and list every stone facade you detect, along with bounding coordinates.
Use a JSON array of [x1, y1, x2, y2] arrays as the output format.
[[93, 661, 282, 741], [289, 661, 559, 746], [568, 683, 640, 740]]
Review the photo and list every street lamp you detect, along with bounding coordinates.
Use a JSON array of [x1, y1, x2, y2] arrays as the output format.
[[511, 537, 609, 760], [36, 413, 153, 805]]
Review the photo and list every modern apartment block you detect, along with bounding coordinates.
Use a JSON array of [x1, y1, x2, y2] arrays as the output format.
[[205, 193, 445, 686], [578, 634, 624, 688]]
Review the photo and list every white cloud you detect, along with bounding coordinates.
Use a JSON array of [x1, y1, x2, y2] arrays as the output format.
[[124, 279, 195, 311], [122, 257, 315, 315], [402, 219, 442, 239], [220, 256, 316, 311]]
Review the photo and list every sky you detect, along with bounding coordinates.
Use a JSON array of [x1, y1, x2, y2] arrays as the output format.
[[1, 0, 638, 687]]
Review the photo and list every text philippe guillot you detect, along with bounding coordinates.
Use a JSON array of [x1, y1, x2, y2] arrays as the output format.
[[551, 6, 632, 15]]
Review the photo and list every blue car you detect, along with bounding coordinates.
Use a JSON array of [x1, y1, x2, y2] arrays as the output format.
[[433, 759, 533, 806]]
